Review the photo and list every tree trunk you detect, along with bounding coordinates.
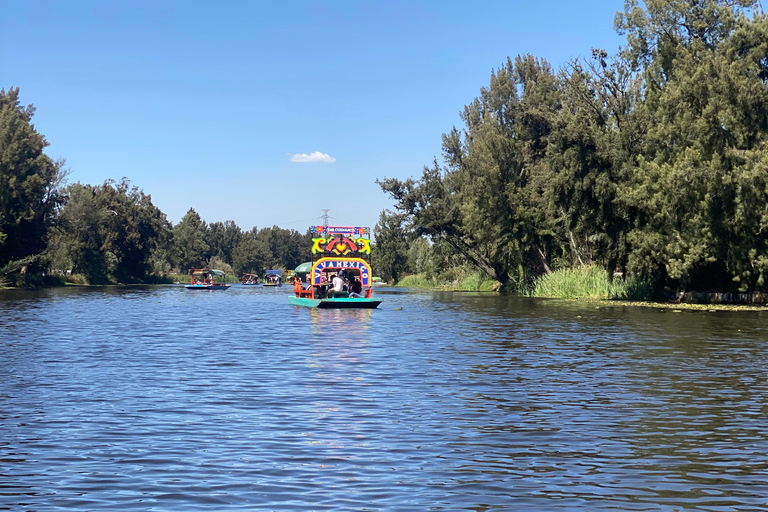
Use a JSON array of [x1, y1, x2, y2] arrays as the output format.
[[534, 244, 552, 275], [445, 236, 514, 286], [568, 229, 585, 267]]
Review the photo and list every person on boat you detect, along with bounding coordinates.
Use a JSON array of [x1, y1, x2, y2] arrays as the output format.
[[348, 278, 363, 298], [338, 270, 349, 291], [328, 273, 345, 298]]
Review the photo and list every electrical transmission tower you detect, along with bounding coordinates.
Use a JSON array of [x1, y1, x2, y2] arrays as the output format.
[[321, 209, 330, 231]]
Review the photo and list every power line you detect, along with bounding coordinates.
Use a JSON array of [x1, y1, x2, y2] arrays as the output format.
[[270, 217, 323, 227]]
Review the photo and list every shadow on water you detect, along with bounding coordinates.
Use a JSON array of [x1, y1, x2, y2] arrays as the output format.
[[1, 285, 766, 510]]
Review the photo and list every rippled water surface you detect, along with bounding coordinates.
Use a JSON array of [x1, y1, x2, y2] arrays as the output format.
[[1, 285, 767, 511]]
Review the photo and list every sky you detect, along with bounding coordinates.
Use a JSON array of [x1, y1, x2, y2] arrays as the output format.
[[2, 0, 626, 233]]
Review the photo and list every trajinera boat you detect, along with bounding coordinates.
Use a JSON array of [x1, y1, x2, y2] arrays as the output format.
[[263, 269, 282, 287], [241, 273, 259, 285], [289, 225, 382, 308], [185, 268, 231, 290]]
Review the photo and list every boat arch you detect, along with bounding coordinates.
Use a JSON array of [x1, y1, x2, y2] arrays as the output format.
[[311, 257, 372, 287]]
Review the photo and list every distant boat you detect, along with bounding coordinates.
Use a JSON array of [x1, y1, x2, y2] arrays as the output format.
[[241, 273, 259, 285], [289, 225, 381, 309], [263, 269, 282, 287], [185, 268, 231, 290]]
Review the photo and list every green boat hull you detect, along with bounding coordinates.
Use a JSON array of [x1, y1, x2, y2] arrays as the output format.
[[289, 296, 382, 309]]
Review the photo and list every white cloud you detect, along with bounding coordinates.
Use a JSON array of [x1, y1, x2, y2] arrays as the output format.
[[290, 151, 337, 163]]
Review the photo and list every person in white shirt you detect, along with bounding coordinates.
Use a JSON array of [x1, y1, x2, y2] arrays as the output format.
[[331, 273, 345, 297]]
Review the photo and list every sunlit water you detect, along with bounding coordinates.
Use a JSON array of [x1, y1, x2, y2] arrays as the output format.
[[1, 285, 767, 511]]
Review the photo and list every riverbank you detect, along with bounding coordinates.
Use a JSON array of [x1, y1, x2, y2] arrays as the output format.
[[395, 266, 768, 311], [0, 273, 179, 288], [395, 269, 497, 291], [553, 297, 768, 312]]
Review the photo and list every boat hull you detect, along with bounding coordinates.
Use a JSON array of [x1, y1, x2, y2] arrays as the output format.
[[184, 284, 231, 290], [289, 296, 382, 309]]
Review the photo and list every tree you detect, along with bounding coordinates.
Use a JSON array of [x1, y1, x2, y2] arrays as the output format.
[[232, 227, 271, 275], [380, 56, 563, 288], [172, 208, 209, 272], [372, 210, 408, 283], [205, 220, 242, 266], [49, 179, 169, 283], [0, 88, 66, 275], [101, 179, 169, 282], [617, 0, 768, 292], [53, 183, 110, 282]]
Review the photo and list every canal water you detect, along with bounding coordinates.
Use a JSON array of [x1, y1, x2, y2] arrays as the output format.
[[1, 285, 766, 511]]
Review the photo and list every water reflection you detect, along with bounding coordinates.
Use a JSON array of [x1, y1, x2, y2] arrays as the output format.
[[1, 286, 766, 510]]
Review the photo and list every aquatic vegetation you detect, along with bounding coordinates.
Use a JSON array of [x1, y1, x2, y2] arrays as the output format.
[[528, 266, 629, 300]]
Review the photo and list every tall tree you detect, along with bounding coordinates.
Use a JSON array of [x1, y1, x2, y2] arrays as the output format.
[[205, 220, 242, 265], [100, 179, 169, 282], [232, 227, 271, 275], [617, 0, 768, 291], [53, 183, 110, 282], [380, 56, 563, 287], [372, 210, 409, 283], [0, 88, 65, 274], [172, 208, 209, 272], [49, 179, 169, 283]]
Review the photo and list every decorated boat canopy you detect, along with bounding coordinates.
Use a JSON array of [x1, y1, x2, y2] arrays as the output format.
[[309, 226, 372, 256], [311, 257, 372, 287]]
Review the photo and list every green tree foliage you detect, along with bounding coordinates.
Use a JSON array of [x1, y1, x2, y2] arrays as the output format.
[[372, 210, 409, 283], [52, 183, 109, 281], [102, 179, 169, 282], [206, 220, 242, 265], [231, 227, 272, 275], [172, 208, 209, 272], [0, 88, 65, 273], [381, 0, 768, 295], [49, 179, 168, 283], [617, 0, 768, 291], [380, 56, 564, 288]]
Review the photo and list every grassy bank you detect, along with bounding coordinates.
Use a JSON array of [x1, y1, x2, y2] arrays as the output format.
[[527, 265, 633, 300], [396, 267, 498, 291], [9, 273, 178, 287], [527, 266, 768, 309]]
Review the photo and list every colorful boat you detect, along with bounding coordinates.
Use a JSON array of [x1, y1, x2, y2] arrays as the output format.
[[185, 268, 231, 290], [241, 273, 259, 285], [263, 269, 282, 287], [289, 225, 382, 308]]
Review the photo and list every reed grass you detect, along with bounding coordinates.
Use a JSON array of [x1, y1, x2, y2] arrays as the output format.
[[528, 265, 629, 299], [396, 267, 497, 291]]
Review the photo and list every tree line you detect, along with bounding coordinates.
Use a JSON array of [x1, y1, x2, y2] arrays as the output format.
[[0, 87, 312, 285], [375, 0, 768, 296]]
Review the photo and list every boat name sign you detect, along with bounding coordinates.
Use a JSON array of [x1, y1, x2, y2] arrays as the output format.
[[312, 258, 371, 286]]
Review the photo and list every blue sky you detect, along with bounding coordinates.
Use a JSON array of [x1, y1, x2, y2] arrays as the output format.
[[2, 1, 626, 232]]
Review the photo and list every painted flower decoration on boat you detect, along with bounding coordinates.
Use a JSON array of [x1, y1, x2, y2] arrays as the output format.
[[311, 236, 370, 255]]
